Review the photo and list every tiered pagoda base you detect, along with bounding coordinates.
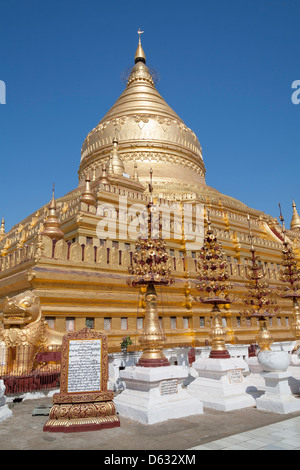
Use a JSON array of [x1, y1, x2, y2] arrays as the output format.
[[114, 365, 203, 425], [188, 357, 255, 412]]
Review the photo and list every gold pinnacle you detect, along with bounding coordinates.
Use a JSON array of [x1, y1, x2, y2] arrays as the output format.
[[135, 28, 146, 64]]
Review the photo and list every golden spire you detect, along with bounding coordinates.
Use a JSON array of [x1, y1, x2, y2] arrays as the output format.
[[40, 186, 64, 240], [291, 201, 300, 230], [247, 214, 255, 251], [135, 28, 146, 64], [81, 173, 96, 207], [0, 217, 5, 236], [107, 154, 114, 175], [133, 162, 139, 181], [108, 136, 125, 176], [100, 165, 109, 184], [127, 29, 154, 88], [49, 187, 56, 212]]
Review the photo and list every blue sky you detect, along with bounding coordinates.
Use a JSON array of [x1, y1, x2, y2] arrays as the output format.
[[0, 0, 299, 231]]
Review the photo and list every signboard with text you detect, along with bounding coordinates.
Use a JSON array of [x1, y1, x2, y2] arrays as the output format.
[[57, 327, 110, 401]]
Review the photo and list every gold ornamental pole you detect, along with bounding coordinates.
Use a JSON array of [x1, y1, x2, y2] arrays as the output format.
[[241, 215, 277, 351], [128, 169, 174, 367], [278, 205, 300, 350], [136, 283, 170, 367], [195, 211, 233, 359]]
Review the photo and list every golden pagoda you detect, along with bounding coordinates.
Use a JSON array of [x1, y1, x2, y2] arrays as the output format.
[[0, 31, 298, 354]]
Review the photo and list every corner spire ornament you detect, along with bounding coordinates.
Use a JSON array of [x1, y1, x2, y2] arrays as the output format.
[[81, 173, 96, 208], [290, 201, 300, 230], [100, 165, 109, 184], [195, 210, 233, 358], [133, 162, 139, 181], [40, 185, 64, 241], [0, 217, 5, 240], [110, 136, 125, 176]]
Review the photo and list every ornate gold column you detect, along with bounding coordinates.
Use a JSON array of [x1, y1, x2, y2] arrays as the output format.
[[136, 283, 170, 367], [241, 215, 277, 351], [128, 169, 174, 367], [278, 207, 300, 350], [195, 211, 233, 359]]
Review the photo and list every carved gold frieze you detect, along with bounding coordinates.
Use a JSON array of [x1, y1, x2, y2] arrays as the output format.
[[79, 150, 206, 186]]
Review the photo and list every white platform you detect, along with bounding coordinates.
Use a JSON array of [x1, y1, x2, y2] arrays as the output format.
[[114, 365, 203, 424], [187, 357, 256, 411], [256, 371, 300, 414]]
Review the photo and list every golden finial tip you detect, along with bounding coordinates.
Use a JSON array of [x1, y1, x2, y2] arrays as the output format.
[[137, 28, 144, 42], [135, 28, 146, 64]]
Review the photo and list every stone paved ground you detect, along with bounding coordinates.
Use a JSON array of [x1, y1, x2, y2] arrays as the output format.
[[1, 395, 300, 451]]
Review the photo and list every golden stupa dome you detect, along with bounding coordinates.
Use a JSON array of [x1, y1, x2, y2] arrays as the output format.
[[79, 32, 206, 193]]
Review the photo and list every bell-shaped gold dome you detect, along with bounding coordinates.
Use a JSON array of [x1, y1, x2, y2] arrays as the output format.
[[79, 33, 206, 194]]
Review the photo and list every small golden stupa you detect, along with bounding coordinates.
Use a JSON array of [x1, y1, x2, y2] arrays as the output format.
[[40, 187, 65, 241]]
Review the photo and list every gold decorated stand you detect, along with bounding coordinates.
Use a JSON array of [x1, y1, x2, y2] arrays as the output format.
[[136, 283, 170, 367], [241, 215, 277, 351], [278, 207, 300, 351], [128, 169, 174, 367], [43, 328, 120, 433], [195, 212, 233, 358]]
